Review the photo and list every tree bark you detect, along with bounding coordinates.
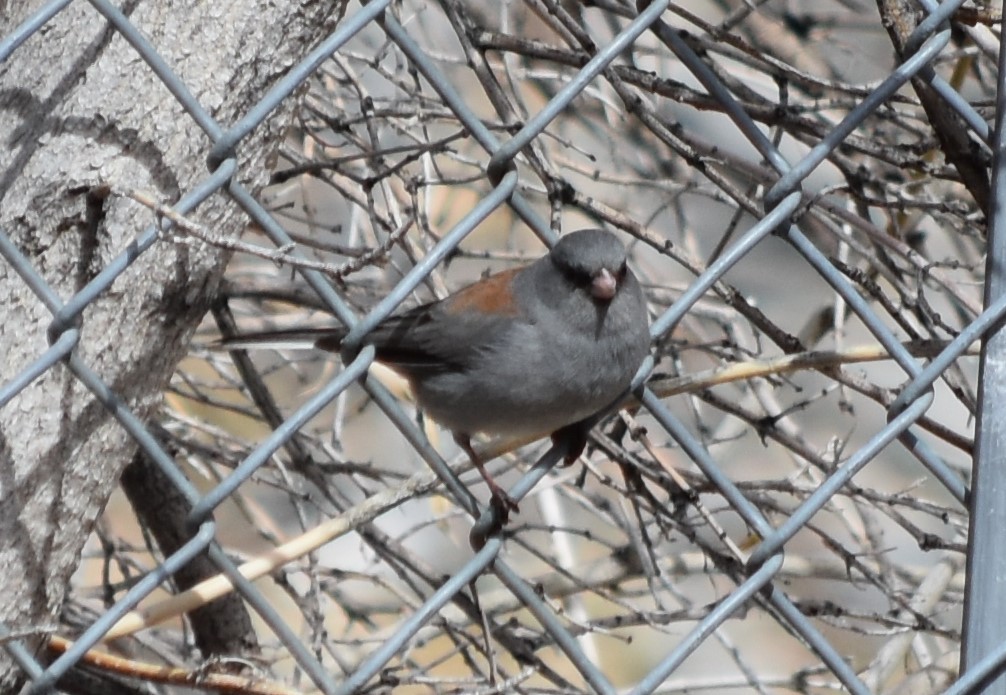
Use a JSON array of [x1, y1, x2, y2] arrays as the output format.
[[0, 1, 345, 689]]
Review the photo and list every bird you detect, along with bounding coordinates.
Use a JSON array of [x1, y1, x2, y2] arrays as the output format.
[[224, 228, 651, 521]]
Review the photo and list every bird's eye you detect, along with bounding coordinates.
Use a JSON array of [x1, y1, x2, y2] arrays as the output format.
[[557, 262, 593, 288], [575, 269, 596, 287]]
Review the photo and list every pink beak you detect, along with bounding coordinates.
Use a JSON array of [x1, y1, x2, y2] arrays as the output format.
[[591, 268, 617, 301]]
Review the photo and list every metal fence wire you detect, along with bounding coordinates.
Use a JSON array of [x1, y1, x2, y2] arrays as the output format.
[[2, 0, 1005, 692]]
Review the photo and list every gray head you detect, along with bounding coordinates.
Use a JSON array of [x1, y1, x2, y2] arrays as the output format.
[[548, 229, 631, 302]]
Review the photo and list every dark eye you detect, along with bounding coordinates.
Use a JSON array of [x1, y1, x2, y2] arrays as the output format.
[[576, 268, 598, 288], [557, 262, 594, 288]]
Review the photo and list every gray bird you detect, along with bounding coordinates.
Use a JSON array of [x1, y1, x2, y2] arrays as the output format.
[[226, 229, 651, 519]]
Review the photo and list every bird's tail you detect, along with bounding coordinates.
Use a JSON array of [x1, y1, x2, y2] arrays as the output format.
[[214, 326, 347, 352]]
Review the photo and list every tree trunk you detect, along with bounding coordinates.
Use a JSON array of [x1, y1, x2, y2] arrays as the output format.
[[0, 1, 344, 688]]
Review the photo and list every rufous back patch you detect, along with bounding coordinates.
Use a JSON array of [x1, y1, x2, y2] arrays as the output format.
[[445, 267, 522, 317]]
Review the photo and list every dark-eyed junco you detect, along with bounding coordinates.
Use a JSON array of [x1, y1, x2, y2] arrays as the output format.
[[227, 228, 650, 519]]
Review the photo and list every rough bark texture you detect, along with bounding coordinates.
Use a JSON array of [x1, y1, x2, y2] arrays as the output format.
[[0, 1, 345, 688], [120, 444, 258, 659]]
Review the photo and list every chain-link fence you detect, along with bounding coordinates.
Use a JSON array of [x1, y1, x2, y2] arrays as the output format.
[[1, 0, 1003, 692]]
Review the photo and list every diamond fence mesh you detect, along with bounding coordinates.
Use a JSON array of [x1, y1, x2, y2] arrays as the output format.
[[1, 0, 1003, 692]]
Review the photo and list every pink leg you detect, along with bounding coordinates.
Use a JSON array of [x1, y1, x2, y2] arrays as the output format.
[[454, 433, 519, 521]]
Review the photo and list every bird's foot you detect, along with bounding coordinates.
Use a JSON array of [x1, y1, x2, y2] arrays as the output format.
[[469, 486, 518, 550], [552, 420, 590, 466], [488, 483, 519, 523]]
